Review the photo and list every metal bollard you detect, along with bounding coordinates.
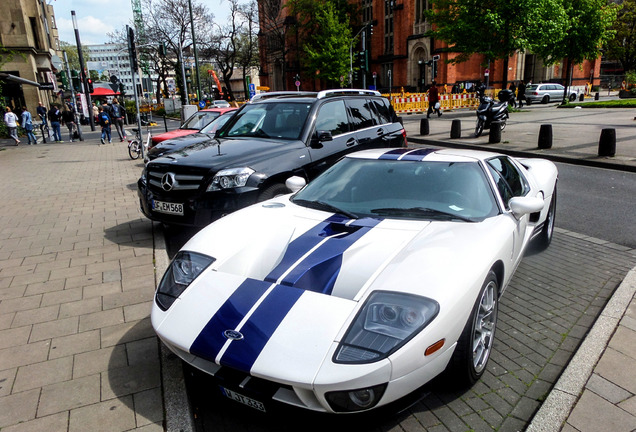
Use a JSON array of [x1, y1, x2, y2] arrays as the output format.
[[420, 118, 430, 135], [594, 92, 600, 101], [538, 124, 553, 149], [450, 119, 461, 139], [489, 121, 501, 143], [579, 93, 584, 102], [598, 128, 616, 157], [163, 115, 168, 132]]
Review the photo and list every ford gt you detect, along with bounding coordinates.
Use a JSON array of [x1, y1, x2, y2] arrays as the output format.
[[151, 147, 558, 414]]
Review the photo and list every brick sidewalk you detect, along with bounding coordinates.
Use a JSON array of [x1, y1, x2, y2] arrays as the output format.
[[0, 139, 163, 431]]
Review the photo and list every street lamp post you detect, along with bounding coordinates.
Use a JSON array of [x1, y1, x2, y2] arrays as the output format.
[[71, 11, 95, 131], [187, 0, 202, 100], [63, 50, 83, 141]]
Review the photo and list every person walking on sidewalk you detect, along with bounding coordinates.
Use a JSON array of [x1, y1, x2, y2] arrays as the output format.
[[427, 81, 442, 118], [97, 106, 112, 144], [61, 104, 77, 142], [20, 106, 38, 145], [517, 81, 527, 108], [110, 98, 127, 142], [36, 101, 47, 127], [4, 106, 20, 145], [48, 104, 63, 142]]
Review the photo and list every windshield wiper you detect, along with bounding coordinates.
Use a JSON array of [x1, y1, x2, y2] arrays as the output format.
[[292, 199, 358, 219], [370, 207, 473, 222]]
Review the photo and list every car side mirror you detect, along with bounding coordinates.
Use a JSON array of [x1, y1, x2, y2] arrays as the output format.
[[316, 130, 333, 142], [285, 176, 306, 193], [508, 196, 544, 218]]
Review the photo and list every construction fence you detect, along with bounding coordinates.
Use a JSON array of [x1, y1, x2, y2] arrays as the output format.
[[383, 90, 493, 115]]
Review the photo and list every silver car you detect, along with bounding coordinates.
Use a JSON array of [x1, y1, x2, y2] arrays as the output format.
[[526, 83, 577, 104]]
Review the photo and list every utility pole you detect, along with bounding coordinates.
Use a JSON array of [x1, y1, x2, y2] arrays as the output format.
[[71, 11, 95, 131], [63, 50, 83, 141]]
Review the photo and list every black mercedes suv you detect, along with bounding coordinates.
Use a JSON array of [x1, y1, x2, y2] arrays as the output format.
[[137, 89, 407, 227]]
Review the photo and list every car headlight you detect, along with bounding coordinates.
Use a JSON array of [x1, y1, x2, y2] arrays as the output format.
[[155, 251, 215, 311], [334, 291, 439, 363], [207, 167, 255, 191], [140, 167, 147, 184]]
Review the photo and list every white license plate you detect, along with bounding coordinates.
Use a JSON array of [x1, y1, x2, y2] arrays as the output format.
[[152, 200, 184, 215], [221, 387, 266, 412]]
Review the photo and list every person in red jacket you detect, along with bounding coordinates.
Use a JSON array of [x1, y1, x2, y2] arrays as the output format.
[[427, 81, 442, 118]]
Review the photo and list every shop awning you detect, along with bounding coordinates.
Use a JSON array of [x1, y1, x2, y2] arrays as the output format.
[[91, 87, 120, 96]]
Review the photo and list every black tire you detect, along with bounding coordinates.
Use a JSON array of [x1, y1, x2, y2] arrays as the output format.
[[569, 94, 576, 102], [474, 118, 485, 137], [128, 141, 141, 160], [445, 270, 499, 387], [541, 95, 550, 104], [535, 186, 557, 250], [258, 183, 289, 201], [526, 100, 532, 105]]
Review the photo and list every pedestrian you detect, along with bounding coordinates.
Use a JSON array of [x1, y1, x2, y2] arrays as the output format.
[[20, 106, 38, 145], [97, 106, 112, 144], [47, 104, 63, 142], [92, 102, 99, 124], [61, 103, 77, 142], [110, 98, 127, 141], [517, 80, 527, 108], [36, 101, 47, 126], [4, 106, 20, 145], [427, 81, 442, 118]]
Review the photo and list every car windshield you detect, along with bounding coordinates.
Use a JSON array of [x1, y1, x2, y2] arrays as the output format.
[[220, 102, 311, 140], [181, 111, 219, 130], [291, 158, 499, 221], [200, 111, 235, 134]]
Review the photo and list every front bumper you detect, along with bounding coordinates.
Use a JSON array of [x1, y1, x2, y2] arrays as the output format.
[[137, 179, 260, 227]]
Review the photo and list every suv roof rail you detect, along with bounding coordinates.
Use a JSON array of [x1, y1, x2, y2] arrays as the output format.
[[250, 91, 317, 102], [316, 89, 381, 99]]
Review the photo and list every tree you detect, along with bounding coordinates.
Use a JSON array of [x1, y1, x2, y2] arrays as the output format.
[[425, 0, 566, 88], [59, 40, 90, 70], [529, 0, 618, 103], [302, 2, 352, 86], [287, 0, 357, 88], [605, 0, 636, 74], [235, 0, 260, 98]]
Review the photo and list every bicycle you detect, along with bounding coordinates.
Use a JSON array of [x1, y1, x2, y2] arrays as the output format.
[[128, 127, 151, 160]]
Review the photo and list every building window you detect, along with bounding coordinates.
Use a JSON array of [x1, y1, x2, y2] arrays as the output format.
[[362, 0, 372, 24], [29, 17, 41, 50], [384, 1, 394, 54], [415, 0, 426, 23]]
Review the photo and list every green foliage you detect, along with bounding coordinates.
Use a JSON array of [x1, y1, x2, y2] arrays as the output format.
[[563, 98, 636, 108], [59, 41, 90, 70], [531, 0, 618, 65], [125, 99, 137, 114], [302, 2, 353, 85], [605, 0, 636, 72], [625, 70, 636, 87]]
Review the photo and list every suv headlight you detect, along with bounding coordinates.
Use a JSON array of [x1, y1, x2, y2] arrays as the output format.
[[155, 251, 215, 311], [334, 291, 439, 363], [207, 167, 255, 191]]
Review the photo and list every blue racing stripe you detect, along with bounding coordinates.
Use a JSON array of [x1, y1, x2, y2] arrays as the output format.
[[399, 147, 440, 161], [279, 220, 380, 294], [219, 284, 303, 373], [264, 214, 351, 284], [189, 278, 270, 362], [378, 148, 412, 160]]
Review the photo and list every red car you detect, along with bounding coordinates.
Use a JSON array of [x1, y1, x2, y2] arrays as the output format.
[[151, 107, 237, 147]]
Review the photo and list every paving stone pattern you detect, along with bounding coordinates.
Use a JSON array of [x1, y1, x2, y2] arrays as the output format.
[[0, 141, 163, 432]]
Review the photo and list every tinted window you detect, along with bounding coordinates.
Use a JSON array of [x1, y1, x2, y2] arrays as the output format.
[[487, 157, 528, 204], [346, 98, 377, 130], [315, 100, 350, 136], [371, 98, 393, 124]]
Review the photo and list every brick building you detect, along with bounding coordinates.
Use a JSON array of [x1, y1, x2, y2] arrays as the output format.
[[257, 0, 600, 94]]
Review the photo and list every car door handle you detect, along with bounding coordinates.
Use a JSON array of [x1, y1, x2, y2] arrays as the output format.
[[346, 138, 357, 147], [376, 128, 385, 136]]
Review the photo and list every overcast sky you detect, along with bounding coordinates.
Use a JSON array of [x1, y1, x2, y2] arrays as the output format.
[[52, 0, 229, 46]]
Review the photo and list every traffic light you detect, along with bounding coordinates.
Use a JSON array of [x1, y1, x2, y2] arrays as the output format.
[[358, 51, 368, 71], [87, 78, 94, 93], [159, 42, 167, 57], [128, 27, 139, 70], [369, 24, 373, 35], [57, 71, 69, 90], [185, 65, 192, 85]]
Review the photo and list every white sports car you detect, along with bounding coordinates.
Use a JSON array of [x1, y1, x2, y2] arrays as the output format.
[[151, 147, 558, 414]]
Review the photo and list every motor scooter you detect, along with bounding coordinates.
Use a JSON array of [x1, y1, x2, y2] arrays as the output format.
[[474, 91, 510, 137]]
